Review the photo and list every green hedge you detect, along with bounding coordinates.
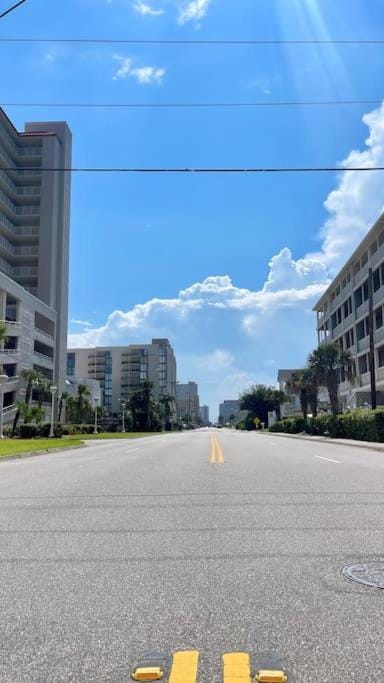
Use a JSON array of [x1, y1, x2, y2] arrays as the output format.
[[269, 409, 384, 442]]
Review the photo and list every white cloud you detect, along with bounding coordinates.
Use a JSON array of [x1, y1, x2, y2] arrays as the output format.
[[133, 1, 164, 15], [71, 319, 92, 327], [113, 55, 165, 83], [68, 101, 384, 414], [178, 0, 211, 24]]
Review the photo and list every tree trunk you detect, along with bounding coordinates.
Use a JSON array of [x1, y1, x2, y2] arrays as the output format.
[[12, 408, 20, 437], [327, 375, 339, 414], [25, 379, 32, 406], [300, 389, 308, 419], [58, 398, 63, 423]]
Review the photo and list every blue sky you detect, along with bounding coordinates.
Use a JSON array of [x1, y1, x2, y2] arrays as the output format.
[[3, 0, 384, 417]]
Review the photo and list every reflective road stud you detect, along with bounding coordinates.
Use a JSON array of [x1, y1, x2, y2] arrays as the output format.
[[168, 651, 199, 683], [223, 653, 252, 682], [131, 667, 164, 681], [255, 671, 288, 683]]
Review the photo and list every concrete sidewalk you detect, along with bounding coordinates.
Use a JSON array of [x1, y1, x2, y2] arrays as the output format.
[[261, 430, 384, 452]]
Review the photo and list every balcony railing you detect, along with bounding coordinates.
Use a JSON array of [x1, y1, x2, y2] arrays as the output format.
[[34, 327, 54, 344], [33, 351, 54, 367]]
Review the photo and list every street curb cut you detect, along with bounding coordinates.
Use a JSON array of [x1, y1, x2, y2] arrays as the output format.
[[0, 443, 87, 462], [260, 431, 384, 453]]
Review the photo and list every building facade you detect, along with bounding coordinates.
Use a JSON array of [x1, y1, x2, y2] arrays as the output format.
[[219, 399, 241, 422], [277, 369, 302, 416], [67, 339, 177, 415], [314, 213, 384, 408], [0, 108, 71, 420], [199, 405, 210, 425], [176, 382, 200, 422]]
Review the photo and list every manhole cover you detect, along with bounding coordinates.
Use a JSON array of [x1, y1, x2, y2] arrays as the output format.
[[343, 562, 384, 589]]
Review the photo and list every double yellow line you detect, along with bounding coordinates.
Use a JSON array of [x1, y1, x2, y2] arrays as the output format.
[[168, 651, 252, 681], [210, 434, 224, 464]]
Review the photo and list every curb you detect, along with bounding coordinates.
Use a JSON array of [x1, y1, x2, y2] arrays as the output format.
[[0, 443, 86, 462], [261, 431, 384, 453]]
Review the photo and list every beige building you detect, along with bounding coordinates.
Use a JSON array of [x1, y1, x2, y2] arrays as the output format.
[[67, 339, 177, 415], [0, 108, 71, 421], [314, 212, 384, 408]]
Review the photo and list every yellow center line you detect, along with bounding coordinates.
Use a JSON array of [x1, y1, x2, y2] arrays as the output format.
[[168, 650, 199, 683], [210, 435, 217, 463], [215, 436, 224, 464], [223, 652, 252, 682]]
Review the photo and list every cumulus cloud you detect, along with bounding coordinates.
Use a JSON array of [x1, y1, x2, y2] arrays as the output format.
[[113, 55, 165, 83], [68, 101, 384, 414], [178, 0, 211, 24], [133, 1, 164, 15]]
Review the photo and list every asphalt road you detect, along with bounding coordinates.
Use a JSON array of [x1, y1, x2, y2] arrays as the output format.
[[1, 428, 384, 682]]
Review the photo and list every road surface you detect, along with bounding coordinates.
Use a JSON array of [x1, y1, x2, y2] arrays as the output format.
[[1, 428, 384, 681]]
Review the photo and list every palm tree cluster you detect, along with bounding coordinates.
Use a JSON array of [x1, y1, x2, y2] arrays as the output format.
[[127, 381, 176, 432], [287, 341, 354, 417], [239, 385, 287, 429]]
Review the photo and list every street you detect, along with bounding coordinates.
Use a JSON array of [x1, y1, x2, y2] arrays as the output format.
[[1, 429, 384, 681]]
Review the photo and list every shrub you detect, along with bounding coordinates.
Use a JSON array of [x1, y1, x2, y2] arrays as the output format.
[[19, 424, 38, 439], [38, 423, 51, 438]]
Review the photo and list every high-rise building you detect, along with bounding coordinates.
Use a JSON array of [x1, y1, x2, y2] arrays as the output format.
[[67, 339, 177, 415], [199, 405, 210, 425], [314, 212, 384, 408], [0, 108, 71, 420], [176, 382, 200, 422], [219, 400, 241, 422]]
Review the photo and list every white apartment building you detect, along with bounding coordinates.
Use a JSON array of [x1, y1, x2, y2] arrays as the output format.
[[219, 399, 241, 422], [176, 382, 200, 422], [67, 339, 177, 415], [0, 108, 71, 421], [314, 212, 384, 408]]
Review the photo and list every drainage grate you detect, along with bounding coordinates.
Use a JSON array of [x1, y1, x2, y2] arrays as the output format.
[[342, 562, 384, 589]]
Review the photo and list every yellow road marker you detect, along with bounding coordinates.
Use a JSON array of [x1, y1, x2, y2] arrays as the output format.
[[255, 671, 288, 683], [223, 652, 252, 682], [131, 666, 164, 681], [168, 650, 199, 683], [210, 435, 224, 464]]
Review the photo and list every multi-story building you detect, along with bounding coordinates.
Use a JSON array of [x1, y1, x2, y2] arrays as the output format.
[[65, 376, 101, 406], [219, 399, 241, 422], [314, 212, 384, 408], [277, 369, 302, 416], [176, 382, 200, 422], [67, 339, 177, 415], [0, 108, 71, 420], [199, 405, 210, 426]]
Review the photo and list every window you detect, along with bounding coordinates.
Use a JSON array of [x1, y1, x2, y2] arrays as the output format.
[[381, 263, 384, 286], [356, 320, 366, 341], [331, 313, 337, 330], [343, 297, 352, 318], [354, 287, 363, 308], [361, 251, 368, 267], [379, 346, 384, 367], [353, 261, 361, 276], [379, 230, 384, 247], [345, 328, 354, 349], [371, 240, 378, 255], [363, 280, 369, 301], [340, 366, 346, 383], [375, 307, 383, 330], [67, 352, 75, 376], [359, 354, 368, 374], [346, 271, 351, 284], [373, 268, 381, 292], [337, 307, 342, 325], [341, 278, 346, 290], [335, 285, 340, 297]]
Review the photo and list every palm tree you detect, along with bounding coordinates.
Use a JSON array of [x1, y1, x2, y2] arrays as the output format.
[[12, 369, 44, 435], [76, 384, 91, 423], [58, 391, 69, 423], [159, 393, 175, 431], [308, 342, 353, 415], [287, 368, 318, 419]]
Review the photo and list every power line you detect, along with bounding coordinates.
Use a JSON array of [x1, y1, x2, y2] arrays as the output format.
[[1, 36, 384, 45], [2, 166, 384, 173], [0, 1, 27, 20], [1, 99, 383, 109]]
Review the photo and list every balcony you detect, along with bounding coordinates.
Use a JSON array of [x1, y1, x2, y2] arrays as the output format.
[[0, 349, 20, 362], [374, 326, 384, 345], [13, 266, 38, 277], [16, 146, 42, 158], [355, 299, 369, 321], [357, 336, 369, 353], [33, 351, 53, 369], [34, 326, 54, 345]]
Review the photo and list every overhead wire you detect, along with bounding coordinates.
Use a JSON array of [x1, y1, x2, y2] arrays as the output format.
[[2, 166, 384, 174], [1, 36, 384, 45], [1, 99, 383, 109], [0, 0, 27, 20]]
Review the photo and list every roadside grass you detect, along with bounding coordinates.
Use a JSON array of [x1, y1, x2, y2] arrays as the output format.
[[0, 438, 84, 459], [73, 432, 168, 440]]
